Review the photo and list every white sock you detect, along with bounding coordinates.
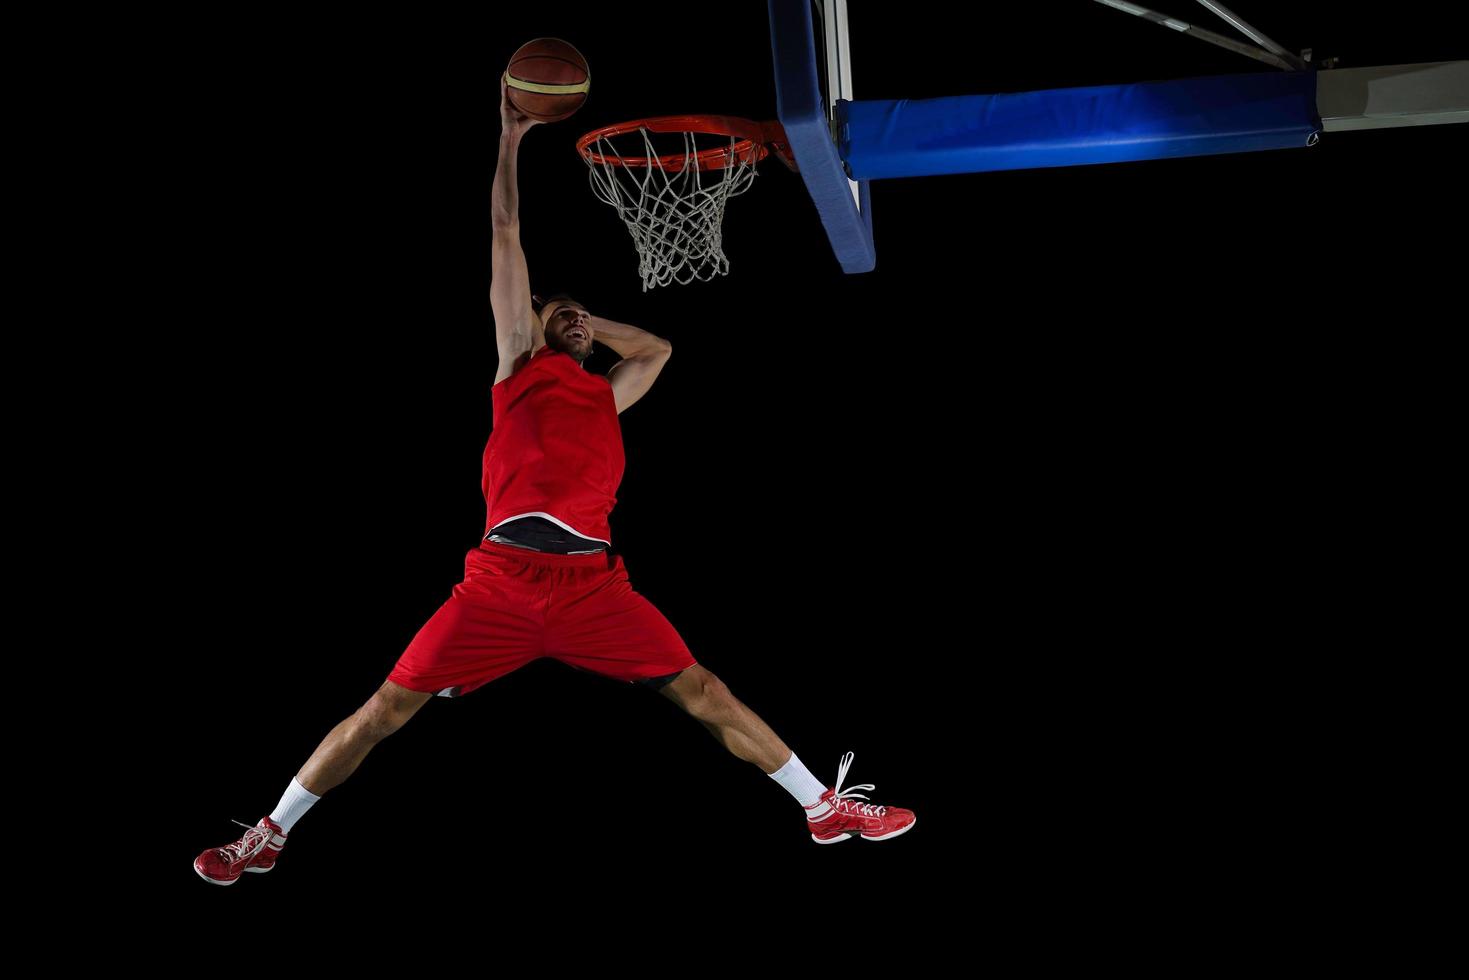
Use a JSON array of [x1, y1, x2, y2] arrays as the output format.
[[768, 752, 832, 819], [269, 776, 322, 835]]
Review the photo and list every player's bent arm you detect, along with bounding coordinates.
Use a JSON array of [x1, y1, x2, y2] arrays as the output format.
[[589, 315, 668, 360], [606, 343, 672, 415]]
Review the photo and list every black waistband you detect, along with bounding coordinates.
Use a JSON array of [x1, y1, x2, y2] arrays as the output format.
[[485, 516, 608, 555]]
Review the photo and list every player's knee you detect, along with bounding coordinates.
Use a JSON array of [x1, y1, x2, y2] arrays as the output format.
[[354, 705, 402, 740], [697, 670, 728, 701], [357, 683, 429, 738], [660, 664, 726, 709]]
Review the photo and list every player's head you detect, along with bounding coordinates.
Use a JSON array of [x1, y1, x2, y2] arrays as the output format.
[[533, 292, 592, 364]]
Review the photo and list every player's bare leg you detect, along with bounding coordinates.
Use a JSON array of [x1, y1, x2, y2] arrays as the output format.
[[658, 664, 792, 774], [294, 679, 436, 794], [655, 663, 917, 840], [194, 679, 437, 883]]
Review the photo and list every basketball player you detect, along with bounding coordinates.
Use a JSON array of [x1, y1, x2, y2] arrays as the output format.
[[192, 75, 915, 885]]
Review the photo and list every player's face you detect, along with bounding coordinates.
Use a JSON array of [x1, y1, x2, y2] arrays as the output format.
[[544, 302, 593, 362]]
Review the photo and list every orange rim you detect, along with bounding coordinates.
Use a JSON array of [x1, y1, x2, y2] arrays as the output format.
[[577, 115, 792, 173]]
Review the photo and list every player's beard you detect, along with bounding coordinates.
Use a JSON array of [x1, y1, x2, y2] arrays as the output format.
[[555, 333, 592, 364]]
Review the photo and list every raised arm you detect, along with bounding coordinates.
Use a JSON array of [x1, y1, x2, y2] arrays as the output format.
[[491, 74, 543, 385]]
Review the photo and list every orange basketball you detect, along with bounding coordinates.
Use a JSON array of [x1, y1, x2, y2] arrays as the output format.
[[505, 38, 590, 123]]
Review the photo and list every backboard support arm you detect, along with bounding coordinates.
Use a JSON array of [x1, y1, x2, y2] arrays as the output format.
[[1091, 0, 1304, 72]]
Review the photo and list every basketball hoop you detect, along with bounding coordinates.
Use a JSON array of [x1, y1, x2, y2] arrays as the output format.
[[577, 115, 796, 290]]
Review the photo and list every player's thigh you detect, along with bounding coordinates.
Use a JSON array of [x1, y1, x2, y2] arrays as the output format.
[[387, 575, 546, 700], [547, 564, 697, 683]]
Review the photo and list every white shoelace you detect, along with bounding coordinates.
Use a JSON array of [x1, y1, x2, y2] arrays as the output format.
[[221, 819, 271, 860], [831, 751, 887, 816]]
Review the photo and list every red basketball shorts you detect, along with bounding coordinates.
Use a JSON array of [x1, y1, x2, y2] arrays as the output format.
[[387, 541, 698, 698]]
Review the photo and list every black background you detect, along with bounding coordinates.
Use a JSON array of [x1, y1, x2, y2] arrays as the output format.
[[111, 3, 1464, 936]]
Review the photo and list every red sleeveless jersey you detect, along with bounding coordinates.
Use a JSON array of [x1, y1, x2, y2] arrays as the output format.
[[482, 344, 625, 546]]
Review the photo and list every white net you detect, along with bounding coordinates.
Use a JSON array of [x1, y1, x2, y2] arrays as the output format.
[[582, 127, 762, 291]]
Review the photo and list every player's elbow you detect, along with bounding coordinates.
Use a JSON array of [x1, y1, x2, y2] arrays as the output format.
[[491, 225, 521, 251]]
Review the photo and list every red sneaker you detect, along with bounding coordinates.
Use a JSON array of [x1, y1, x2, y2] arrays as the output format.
[[805, 751, 917, 844], [194, 816, 289, 886]]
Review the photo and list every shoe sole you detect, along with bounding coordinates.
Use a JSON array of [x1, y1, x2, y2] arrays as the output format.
[[193, 860, 275, 885], [811, 815, 917, 844]]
